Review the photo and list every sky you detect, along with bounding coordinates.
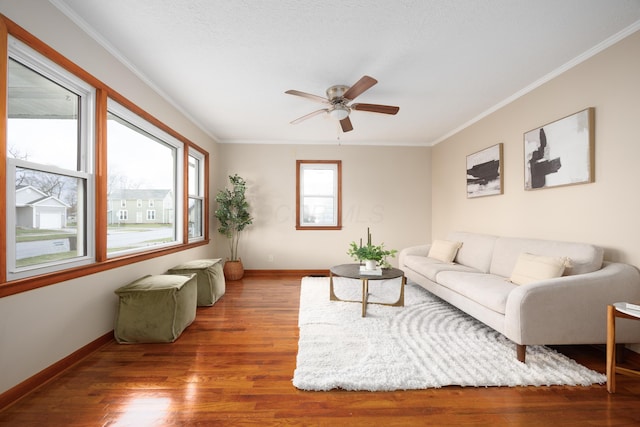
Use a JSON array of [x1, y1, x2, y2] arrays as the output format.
[[8, 118, 175, 190]]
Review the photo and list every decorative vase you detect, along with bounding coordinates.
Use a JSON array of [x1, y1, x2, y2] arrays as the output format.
[[365, 259, 377, 270], [223, 259, 244, 280]]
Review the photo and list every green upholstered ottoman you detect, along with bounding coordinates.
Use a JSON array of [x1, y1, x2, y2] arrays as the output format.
[[167, 258, 225, 306], [114, 274, 197, 343]]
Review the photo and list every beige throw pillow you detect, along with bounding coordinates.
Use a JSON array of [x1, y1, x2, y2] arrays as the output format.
[[428, 239, 463, 263], [510, 253, 571, 285]]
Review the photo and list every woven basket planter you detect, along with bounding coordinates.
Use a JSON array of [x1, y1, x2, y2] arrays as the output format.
[[223, 259, 244, 281]]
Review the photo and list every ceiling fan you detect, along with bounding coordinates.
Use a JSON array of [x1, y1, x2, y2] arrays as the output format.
[[285, 75, 399, 133]]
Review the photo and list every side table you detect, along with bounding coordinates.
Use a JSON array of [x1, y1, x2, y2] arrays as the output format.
[[606, 303, 640, 393]]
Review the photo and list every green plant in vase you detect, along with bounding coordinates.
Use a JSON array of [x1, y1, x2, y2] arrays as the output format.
[[215, 174, 253, 280], [347, 227, 397, 269]]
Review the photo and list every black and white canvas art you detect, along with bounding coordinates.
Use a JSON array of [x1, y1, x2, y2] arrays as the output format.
[[466, 143, 503, 198], [524, 108, 594, 190]]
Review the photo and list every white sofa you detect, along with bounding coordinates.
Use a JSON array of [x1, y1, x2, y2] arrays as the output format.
[[399, 231, 640, 362]]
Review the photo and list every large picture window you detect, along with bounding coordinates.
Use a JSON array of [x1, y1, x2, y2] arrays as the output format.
[[5, 37, 95, 280], [106, 100, 183, 256], [296, 160, 342, 230]]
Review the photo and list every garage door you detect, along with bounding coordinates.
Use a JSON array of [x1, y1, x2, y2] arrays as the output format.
[[40, 213, 62, 229]]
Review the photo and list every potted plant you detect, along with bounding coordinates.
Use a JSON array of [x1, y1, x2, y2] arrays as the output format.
[[347, 228, 397, 269], [214, 174, 253, 280]]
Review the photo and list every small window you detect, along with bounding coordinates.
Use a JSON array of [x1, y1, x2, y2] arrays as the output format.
[[148, 199, 154, 208], [118, 210, 128, 221], [146, 210, 156, 221], [187, 149, 205, 241], [120, 199, 126, 208], [136, 199, 142, 207], [296, 160, 342, 230]]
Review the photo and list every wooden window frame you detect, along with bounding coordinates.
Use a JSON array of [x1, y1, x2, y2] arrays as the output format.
[[0, 14, 210, 298], [296, 160, 342, 230], [187, 148, 207, 242]]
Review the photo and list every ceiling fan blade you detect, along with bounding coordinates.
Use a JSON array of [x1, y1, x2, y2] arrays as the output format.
[[342, 75, 377, 101], [290, 108, 327, 124], [351, 103, 399, 115], [340, 116, 353, 132], [285, 89, 329, 104]]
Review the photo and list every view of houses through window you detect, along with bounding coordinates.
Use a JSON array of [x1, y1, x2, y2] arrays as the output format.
[[106, 104, 181, 256], [2, 31, 208, 287], [6, 46, 93, 280]]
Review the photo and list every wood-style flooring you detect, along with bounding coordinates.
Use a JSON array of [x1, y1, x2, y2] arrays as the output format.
[[1, 273, 640, 426]]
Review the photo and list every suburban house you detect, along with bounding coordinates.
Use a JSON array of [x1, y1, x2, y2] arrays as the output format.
[[107, 189, 174, 225], [1, 1, 640, 424], [15, 185, 69, 230]]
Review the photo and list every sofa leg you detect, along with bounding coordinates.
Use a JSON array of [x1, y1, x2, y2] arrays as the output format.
[[516, 344, 526, 363]]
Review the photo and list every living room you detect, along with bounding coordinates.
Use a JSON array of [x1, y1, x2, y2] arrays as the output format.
[[1, 0, 640, 424]]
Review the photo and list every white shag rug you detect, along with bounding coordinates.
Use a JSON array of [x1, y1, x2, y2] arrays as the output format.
[[293, 276, 606, 391]]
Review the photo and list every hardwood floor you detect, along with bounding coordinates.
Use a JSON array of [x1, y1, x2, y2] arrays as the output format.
[[1, 273, 640, 426]]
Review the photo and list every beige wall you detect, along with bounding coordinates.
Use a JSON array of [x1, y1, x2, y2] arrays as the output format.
[[214, 143, 432, 269], [0, 1, 220, 394], [4, 0, 637, 398], [433, 30, 640, 267]]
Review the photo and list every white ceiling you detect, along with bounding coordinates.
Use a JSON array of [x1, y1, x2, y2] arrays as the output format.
[[52, 0, 640, 146]]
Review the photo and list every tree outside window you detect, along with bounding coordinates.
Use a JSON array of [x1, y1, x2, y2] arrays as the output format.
[[5, 42, 94, 279]]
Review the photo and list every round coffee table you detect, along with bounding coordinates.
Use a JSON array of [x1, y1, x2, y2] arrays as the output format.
[[329, 263, 406, 317]]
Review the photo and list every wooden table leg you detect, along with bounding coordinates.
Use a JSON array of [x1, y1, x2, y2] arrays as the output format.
[[606, 304, 616, 393]]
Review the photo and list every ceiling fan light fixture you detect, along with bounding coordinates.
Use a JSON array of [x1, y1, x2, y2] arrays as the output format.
[[285, 76, 399, 133], [329, 105, 349, 120]]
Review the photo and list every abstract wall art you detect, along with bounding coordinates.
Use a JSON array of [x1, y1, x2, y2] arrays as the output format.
[[524, 108, 594, 190], [466, 143, 503, 198]]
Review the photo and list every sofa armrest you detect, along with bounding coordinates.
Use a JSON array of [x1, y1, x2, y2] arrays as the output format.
[[399, 244, 431, 268], [504, 262, 640, 345]]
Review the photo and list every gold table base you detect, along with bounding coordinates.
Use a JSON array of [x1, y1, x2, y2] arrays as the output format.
[[329, 268, 405, 317]]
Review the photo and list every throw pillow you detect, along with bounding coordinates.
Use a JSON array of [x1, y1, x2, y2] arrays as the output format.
[[510, 253, 571, 285], [428, 239, 463, 263]]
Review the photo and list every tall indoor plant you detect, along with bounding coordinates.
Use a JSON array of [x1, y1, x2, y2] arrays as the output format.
[[215, 174, 253, 280]]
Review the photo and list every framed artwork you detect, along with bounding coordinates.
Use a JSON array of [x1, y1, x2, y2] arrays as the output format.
[[466, 143, 503, 198], [524, 108, 594, 190]]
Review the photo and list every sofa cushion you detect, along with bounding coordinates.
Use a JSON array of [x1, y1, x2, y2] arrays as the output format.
[[446, 232, 498, 273], [436, 270, 517, 314], [510, 253, 570, 285], [489, 236, 603, 278], [428, 239, 462, 263], [402, 255, 480, 282]]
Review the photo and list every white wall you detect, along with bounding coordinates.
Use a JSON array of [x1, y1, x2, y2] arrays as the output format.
[[431, 29, 640, 268], [0, 1, 220, 394], [214, 143, 432, 269]]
